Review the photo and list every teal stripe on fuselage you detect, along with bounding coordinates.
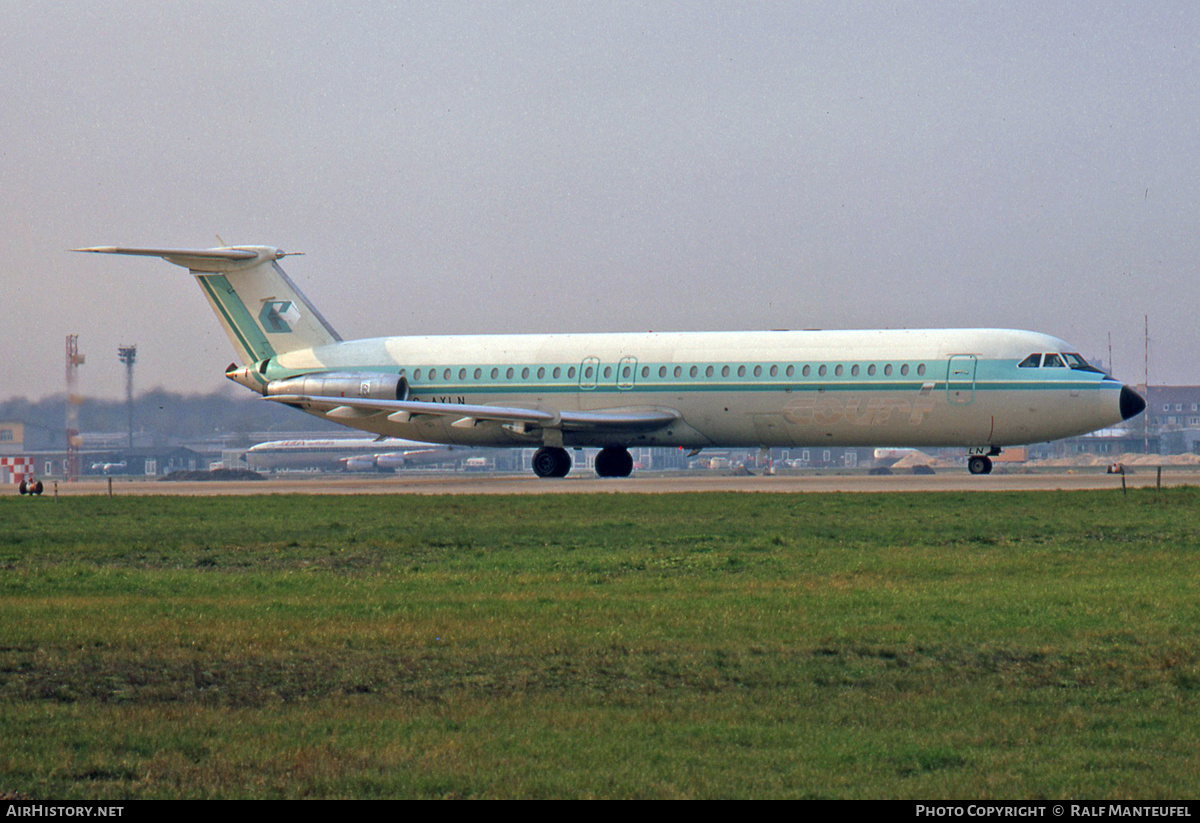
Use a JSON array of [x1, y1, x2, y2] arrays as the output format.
[[264, 356, 1115, 397]]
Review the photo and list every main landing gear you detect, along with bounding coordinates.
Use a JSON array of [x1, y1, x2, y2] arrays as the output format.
[[531, 446, 635, 479], [532, 446, 572, 478], [594, 447, 634, 478]]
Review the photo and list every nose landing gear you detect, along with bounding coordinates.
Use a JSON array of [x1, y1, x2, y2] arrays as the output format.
[[967, 455, 993, 475], [966, 447, 1001, 475]]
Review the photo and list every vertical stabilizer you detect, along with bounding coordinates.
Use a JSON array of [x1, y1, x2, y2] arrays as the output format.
[[73, 245, 341, 364]]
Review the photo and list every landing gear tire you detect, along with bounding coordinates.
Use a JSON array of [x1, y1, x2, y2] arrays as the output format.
[[532, 446, 571, 478], [967, 456, 993, 475], [594, 447, 633, 478]]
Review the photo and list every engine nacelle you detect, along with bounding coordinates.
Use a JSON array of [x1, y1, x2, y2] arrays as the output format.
[[342, 457, 378, 472], [265, 372, 410, 401], [374, 453, 407, 470]]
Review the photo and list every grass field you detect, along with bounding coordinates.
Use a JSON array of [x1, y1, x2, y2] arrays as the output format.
[[2, 488, 1199, 798]]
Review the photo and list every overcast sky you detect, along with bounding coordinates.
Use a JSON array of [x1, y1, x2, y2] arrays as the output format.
[[4, 1, 1198, 401]]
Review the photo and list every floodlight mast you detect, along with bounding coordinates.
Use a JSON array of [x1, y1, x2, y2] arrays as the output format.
[[117, 344, 137, 449]]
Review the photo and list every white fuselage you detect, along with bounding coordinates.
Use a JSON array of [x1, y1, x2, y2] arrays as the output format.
[[262, 328, 1130, 451]]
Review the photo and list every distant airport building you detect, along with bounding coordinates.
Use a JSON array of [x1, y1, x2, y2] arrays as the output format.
[[1146, 386, 1200, 430], [0, 422, 57, 456]]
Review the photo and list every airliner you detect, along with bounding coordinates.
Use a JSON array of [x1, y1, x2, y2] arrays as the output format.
[[75, 245, 1146, 477], [246, 437, 473, 472]]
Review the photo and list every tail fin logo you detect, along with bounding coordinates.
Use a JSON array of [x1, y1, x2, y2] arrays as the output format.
[[259, 300, 301, 334]]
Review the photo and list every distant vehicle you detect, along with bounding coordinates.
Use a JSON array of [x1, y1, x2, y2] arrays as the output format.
[[77, 244, 1146, 478], [18, 478, 43, 496], [245, 438, 471, 472], [90, 461, 127, 475]]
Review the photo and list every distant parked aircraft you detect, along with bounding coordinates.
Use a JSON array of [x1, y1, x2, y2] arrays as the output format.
[[245, 437, 471, 472]]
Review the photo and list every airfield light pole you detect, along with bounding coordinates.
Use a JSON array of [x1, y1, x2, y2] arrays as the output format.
[[1144, 316, 1149, 455], [65, 335, 85, 481], [117, 344, 137, 449]]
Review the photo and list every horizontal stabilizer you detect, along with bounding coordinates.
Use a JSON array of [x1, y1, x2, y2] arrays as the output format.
[[73, 245, 291, 273]]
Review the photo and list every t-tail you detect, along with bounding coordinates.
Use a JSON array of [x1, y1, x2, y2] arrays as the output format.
[[73, 246, 342, 369]]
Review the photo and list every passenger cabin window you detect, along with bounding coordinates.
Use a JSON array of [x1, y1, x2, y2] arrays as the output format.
[[1018, 354, 1041, 368]]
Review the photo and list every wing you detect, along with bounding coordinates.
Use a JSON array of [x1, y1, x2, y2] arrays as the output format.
[[266, 394, 680, 432]]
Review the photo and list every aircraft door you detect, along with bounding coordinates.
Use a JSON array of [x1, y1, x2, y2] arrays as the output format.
[[617, 356, 638, 390], [579, 357, 600, 390], [947, 355, 977, 405]]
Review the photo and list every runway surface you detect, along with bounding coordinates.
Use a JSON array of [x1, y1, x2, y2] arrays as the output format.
[[34, 469, 1200, 496]]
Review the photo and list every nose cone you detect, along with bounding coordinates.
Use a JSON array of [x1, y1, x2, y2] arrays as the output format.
[[1120, 385, 1146, 421]]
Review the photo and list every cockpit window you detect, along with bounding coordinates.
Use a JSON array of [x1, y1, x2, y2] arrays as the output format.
[[1063, 353, 1106, 373], [1042, 353, 1065, 368], [1018, 354, 1042, 368]]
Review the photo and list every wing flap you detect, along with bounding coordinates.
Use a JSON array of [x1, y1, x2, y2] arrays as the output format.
[[267, 394, 680, 431]]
